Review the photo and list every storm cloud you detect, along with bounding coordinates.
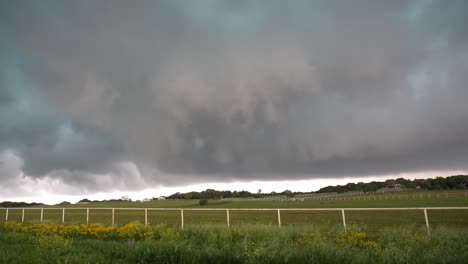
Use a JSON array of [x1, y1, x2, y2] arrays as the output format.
[[1, 0, 468, 192]]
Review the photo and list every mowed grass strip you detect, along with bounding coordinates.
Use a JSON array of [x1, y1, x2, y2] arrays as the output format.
[[345, 210, 426, 231], [280, 210, 342, 226], [184, 210, 226, 226], [114, 209, 145, 226], [42, 209, 65, 224], [147, 210, 181, 227], [3, 208, 23, 222], [427, 209, 468, 227], [229, 210, 278, 225]]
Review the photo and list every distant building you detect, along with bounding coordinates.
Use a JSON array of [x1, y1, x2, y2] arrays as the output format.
[[385, 184, 406, 190], [378, 184, 406, 192], [158, 196, 166, 200], [143, 198, 151, 202]]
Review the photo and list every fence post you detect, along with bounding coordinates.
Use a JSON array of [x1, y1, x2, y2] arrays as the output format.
[[226, 209, 230, 227], [181, 209, 184, 229], [112, 208, 115, 226], [277, 209, 281, 227], [341, 209, 347, 232], [145, 209, 148, 226], [423, 208, 430, 235], [62, 208, 65, 224], [86, 208, 89, 225], [40, 208, 44, 222], [22, 208, 25, 223], [5, 208, 8, 221]]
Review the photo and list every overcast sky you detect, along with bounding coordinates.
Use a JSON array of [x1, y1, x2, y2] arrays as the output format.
[[1, 0, 468, 204]]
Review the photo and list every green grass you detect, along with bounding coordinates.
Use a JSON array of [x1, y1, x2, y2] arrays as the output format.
[[18, 190, 467, 209], [1, 224, 468, 263], [1, 190, 467, 228], [3, 208, 468, 228]]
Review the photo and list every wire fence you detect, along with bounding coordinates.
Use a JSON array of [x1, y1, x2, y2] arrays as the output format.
[[1, 207, 468, 234]]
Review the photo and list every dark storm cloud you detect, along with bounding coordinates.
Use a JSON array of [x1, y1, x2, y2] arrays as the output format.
[[1, 0, 468, 189], [0, 32, 125, 186]]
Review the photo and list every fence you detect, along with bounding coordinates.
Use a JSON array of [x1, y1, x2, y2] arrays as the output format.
[[259, 191, 468, 202], [2, 207, 468, 234]]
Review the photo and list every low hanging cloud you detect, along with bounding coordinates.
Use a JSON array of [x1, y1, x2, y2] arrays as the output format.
[[1, 0, 468, 192]]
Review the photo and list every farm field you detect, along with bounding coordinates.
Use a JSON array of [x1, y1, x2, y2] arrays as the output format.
[[1, 190, 467, 230], [1, 190, 467, 264], [38, 190, 468, 209]]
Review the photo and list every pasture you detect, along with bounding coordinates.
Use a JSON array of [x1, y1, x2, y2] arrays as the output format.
[[1, 190, 467, 230], [1, 190, 468, 264]]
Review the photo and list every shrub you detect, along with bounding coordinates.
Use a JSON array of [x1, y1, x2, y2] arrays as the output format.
[[199, 199, 208, 206]]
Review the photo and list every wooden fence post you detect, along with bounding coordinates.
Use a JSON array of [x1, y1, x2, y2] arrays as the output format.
[[62, 208, 65, 224], [226, 209, 230, 227], [5, 208, 8, 221], [112, 208, 115, 226], [424, 208, 430, 235], [22, 208, 25, 223], [40, 208, 44, 222], [181, 209, 184, 229], [145, 209, 148, 226], [277, 209, 281, 227], [341, 209, 347, 232]]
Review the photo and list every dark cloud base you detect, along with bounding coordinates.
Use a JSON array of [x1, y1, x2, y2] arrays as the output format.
[[0, 0, 468, 190]]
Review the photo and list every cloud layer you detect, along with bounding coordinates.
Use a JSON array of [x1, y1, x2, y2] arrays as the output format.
[[1, 0, 468, 193]]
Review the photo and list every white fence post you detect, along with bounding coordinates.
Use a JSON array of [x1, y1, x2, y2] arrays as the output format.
[[112, 208, 115, 226], [62, 208, 65, 224], [40, 208, 44, 222], [145, 209, 148, 226], [226, 209, 230, 227], [277, 209, 281, 227], [86, 208, 89, 225], [21, 208, 25, 223], [423, 208, 430, 235], [5, 208, 8, 221], [181, 209, 184, 229], [341, 209, 347, 232]]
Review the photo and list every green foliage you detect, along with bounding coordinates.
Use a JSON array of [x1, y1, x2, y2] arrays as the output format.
[[0, 201, 44, 207], [1, 224, 468, 263], [317, 175, 468, 193]]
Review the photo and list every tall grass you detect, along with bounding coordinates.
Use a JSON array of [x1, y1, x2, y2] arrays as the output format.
[[1, 223, 468, 264]]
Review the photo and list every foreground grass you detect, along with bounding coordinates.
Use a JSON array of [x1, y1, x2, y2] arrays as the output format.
[[1, 223, 468, 264]]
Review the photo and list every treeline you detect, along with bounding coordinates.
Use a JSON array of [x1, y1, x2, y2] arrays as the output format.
[[167, 189, 262, 200], [167, 175, 468, 200], [317, 175, 468, 193], [0, 201, 44, 207], [166, 189, 300, 200]]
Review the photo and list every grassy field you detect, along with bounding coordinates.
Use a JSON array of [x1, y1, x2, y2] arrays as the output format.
[[1, 223, 468, 264], [1, 190, 467, 229], [1, 190, 467, 263]]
